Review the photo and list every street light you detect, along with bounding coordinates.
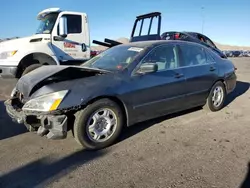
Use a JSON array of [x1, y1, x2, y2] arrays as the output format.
[[201, 6, 205, 34]]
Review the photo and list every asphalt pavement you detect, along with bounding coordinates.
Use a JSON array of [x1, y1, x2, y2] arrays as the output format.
[[0, 58, 250, 188]]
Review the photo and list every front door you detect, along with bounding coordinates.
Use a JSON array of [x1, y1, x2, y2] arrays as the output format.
[[51, 13, 90, 62], [128, 44, 187, 123], [178, 43, 219, 107]]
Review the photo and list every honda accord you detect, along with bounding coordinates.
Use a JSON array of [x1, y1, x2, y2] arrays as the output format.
[[4, 40, 237, 150]]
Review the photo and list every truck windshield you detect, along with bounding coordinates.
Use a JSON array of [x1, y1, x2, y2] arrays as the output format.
[[36, 13, 58, 34], [81, 45, 145, 72]]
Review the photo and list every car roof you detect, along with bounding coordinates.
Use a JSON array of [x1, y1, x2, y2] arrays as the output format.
[[162, 31, 202, 36], [184, 31, 200, 35], [118, 40, 204, 48]]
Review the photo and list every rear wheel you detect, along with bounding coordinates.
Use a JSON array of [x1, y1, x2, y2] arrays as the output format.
[[204, 81, 226, 112], [73, 99, 124, 150]]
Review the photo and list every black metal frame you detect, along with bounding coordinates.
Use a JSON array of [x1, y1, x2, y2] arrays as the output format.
[[92, 12, 162, 47], [130, 12, 161, 42], [92, 11, 226, 58], [92, 38, 122, 48]]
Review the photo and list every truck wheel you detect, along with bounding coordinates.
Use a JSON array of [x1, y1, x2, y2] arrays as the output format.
[[204, 81, 226, 112], [73, 99, 124, 150], [21, 64, 43, 77]]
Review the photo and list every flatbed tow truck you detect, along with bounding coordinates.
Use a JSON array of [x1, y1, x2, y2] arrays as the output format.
[[0, 8, 97, 78]]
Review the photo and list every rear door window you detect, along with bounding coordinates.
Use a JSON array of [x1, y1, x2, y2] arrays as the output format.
[[179, 43, 207, 67], [205, 50, 216, 63]]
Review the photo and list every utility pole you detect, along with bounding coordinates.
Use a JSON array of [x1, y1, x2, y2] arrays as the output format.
[[201, 6, 205, 34]]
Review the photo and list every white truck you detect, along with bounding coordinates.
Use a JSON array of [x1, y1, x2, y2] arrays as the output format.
[[0, 8, 91, 78]]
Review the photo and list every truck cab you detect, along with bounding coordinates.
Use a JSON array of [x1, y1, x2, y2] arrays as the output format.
[[0, 8, 91, 78]]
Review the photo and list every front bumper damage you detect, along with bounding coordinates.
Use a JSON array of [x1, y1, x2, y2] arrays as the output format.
[[4, 99, 68, 140], [0, 65, 18, 78]]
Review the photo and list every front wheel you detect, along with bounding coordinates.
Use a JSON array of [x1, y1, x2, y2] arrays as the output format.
[[73, 99, 124, 150], [204, 81, 226, 112], [21, 63, 43, 77]]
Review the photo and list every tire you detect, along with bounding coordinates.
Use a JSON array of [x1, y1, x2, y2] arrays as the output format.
[[204, 81, 226, 112], [73, 98, 124, 150], [21, 63, 43, 77]]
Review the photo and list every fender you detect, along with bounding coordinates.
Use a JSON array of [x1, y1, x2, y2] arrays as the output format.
[[19, 52, 60, 65], [18, 42, 60, 65]]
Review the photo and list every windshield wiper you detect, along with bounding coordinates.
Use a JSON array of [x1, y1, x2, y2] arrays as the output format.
[[82, 66, 112, 73]]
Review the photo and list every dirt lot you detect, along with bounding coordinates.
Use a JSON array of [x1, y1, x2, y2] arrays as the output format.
[[0, 58, 250, 188]]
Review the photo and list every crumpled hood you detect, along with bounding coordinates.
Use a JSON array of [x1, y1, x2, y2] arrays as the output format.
[[15, 65, 109, 100], [0, 34, 49, 52]]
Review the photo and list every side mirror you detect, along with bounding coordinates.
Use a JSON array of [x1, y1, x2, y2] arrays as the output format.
[[137, 63, 158, 74], [58, 17, 68, 37]]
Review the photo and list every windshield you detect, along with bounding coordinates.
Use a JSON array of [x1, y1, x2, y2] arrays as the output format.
[[81, 45, 145, 71], [36, 13, 58, 34]]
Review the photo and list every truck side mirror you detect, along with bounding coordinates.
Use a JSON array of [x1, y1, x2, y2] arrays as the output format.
[[58, 17, 68, 38]]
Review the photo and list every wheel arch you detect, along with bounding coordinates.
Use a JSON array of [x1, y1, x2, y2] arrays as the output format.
[[16, 52, 60, 77], [209, 78, 227, 96], [84, 95, 129, 127], [215, 78, 227, 89]]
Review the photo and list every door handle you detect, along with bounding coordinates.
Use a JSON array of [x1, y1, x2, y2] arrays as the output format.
[[53, 36, 64, 41], [174, 73, 184, 78], [210, 66, 216, 71]]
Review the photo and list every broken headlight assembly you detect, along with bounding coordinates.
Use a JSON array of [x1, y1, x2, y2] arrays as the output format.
[[10, 86, 17, 97], [22, 90, 69, 112]]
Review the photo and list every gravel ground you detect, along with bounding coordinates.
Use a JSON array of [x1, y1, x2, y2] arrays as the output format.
[[0, 57, 250, 188]]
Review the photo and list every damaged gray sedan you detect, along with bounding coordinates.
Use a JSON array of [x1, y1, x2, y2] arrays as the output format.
[[4, 40, 237, 150]]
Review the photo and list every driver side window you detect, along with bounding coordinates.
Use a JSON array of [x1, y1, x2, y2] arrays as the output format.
[[66, 15, 82, 34], [141, 44, 179, 71], [57, 14, 82, 34]]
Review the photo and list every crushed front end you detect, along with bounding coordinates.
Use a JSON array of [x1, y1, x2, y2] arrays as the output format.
[[4, 89, 69, 140]]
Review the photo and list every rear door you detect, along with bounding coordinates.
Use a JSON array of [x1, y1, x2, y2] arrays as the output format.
[[128, 44, 187, 122], [178, 43, 219, 107]]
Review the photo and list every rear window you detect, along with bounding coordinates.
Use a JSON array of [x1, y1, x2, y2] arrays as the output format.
[[162, 32, 188, 40]]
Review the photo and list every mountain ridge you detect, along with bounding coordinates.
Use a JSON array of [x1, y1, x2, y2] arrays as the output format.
[[1, 37, 249, 51], [91, 37, 250, 51]]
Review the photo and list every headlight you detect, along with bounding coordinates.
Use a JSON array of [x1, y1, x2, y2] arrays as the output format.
[[22, 90, 69, 112], [0, 50, 18, 59], [10, 86, 17, 97]]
